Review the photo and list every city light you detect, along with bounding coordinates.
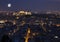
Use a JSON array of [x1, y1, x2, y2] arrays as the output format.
[[0, 11, 60, 42], [54, 36, 58, 38], [25, 28, 31, 42], [0, 20, 5, 23]]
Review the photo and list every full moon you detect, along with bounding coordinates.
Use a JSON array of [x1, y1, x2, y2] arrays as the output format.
[[8, 3, 11, 7]]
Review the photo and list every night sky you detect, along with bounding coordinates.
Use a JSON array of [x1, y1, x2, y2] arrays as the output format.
[[0, 0, 60, 11]]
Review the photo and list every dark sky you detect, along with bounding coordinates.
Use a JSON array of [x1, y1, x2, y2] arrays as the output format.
[[0, 0, 60, 11]]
